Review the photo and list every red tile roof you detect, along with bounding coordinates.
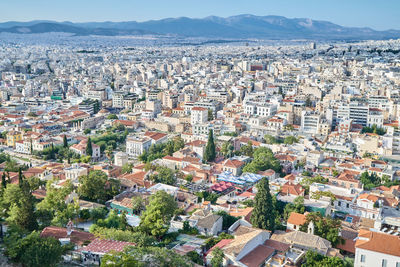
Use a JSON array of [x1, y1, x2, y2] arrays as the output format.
[[41, 226, 95, 246], [355, 230, 400, 257], [287, 212, 307, 226], [78, 238, 135, 254]]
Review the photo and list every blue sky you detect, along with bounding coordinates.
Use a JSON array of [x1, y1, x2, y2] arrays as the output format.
[[0, 0, 399, 30]]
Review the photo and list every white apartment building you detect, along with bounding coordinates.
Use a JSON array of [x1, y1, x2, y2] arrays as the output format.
[[191, 107, 208, 125], [244, 102, 277, 117], [112, 91, 125, 108], [301, 111, 321, 134], [367, 108, 384, 128], [337, 102, 369, 126], [126, 136, 152, 157]]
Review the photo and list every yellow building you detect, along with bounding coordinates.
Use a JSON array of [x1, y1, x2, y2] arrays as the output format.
[[7, 131, 22, 147]]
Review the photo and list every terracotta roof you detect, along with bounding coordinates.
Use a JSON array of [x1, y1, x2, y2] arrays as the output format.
[[144, 131, 167, 141], [78, 238, 134, 254], [41, 226, 95, 246], [263, 239, 290, 252], [357, 193, 379, 202], [191, 107, 207, 111], [205, 239, 233, 256], [239, 244, 275, 267], [280, 182, 304, 196], [287, 212, 306, 226], [355, 230, 400, 257], [224, 159, 245, 168]]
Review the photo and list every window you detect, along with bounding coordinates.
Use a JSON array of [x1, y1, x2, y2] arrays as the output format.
[[396, 262, 400, 267], [338, 201, 341, 207], [346, 203, 350, 208], [381, 259, 387, 267], [360, 255, 365, 263]]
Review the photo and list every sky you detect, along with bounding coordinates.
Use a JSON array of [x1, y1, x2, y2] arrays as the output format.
[[0, 0, 399, 30]]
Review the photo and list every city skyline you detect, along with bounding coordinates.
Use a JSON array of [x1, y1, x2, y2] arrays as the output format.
[[0, 0, 399, 31]]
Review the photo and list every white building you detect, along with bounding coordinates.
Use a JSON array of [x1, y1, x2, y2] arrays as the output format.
[[126, 136, 152, 157], [301, 111, 321, 134], [337, 102, 369, 127], [64, 164, 88, 182], [355, 230, 400, 267], [191, 107, 208, 125], [114, 152, 128, 167], [244, 102, 277, 117]]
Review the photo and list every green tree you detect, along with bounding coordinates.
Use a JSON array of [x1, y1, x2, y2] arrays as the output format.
[[208, 109, 214, 121], [300, 212, 344, 246], [101, 246, 192, 267], [7, 191, 37, 231], [122, 163, 133, 174], [93, 209, 128, 230], [251, 177, 276, 231], [139, 191, 177, 238], [264, 134, 280, 144], [204, 129, 216, 162], [186, 251, 203, 265], [242, 147, 281, 174], [107, 114, 118, 120], [240, 141, 254, 157], [90, 225, 155, 247], [78, 170, 120, 203], [173, 137, 185, 152], [63, 134, 68, 148], [301, 250, 349, 267], [36, 179, 74, 227], [360, 171, 380, 190], [149, 166, 176, 185], [211, 247, 224, 267], [216, 210, 239, 230], [305, 96, 312, 107], [1, 171, 7, 189], [221, 141, 234, 158], [283, 196, 305, 220], [284, 136, 298, 145], [84, 128, 91, 135], [86, 137, 93, 157], [132, 196, 145, 214], [4, 230, 63, 267], [18, 168, 24, 187]]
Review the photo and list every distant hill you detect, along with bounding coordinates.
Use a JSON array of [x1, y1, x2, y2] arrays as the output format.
[[0, 22, 152, 36], [0, 15, 399, 40]]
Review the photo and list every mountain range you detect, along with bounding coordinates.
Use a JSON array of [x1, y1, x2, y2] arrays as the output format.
[[0, 14, 399, 40]]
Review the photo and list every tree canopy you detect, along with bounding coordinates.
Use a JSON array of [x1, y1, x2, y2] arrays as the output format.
[[78, 170, 120, 203], [300, 212, 344, 246], [204, 129, 216, 162], [4, 229, 64, 267], [139, 190, 177, 238], [242, 147, 281, 174], [101, 246, 193, 267], [251, 177, 276, 231]]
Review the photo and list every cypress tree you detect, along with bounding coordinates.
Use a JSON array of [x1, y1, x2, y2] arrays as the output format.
[[251, 177, 276, 231], [204, 129, 216, 162], [63, 134, 68, 148], [18, 168, 24, 188], [1, 172, 6, 189], [86, 137, 93, 157]]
